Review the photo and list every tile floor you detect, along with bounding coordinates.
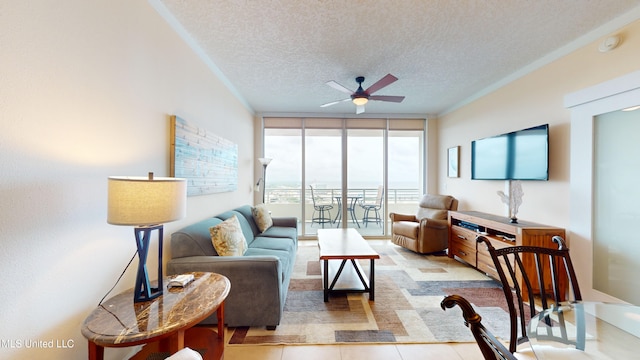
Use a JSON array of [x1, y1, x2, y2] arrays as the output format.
[[223, 342, 484, 360]]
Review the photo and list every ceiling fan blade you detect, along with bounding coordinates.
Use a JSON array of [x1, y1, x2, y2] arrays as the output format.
[[365, 73, 398, 94], [369, 95, 405, 103], [320, 98, 351, 107], [326, 80, 354, 95], [356, 104, 365, 114]]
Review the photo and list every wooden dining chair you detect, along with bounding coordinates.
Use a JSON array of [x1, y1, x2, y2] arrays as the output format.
[[441, 294, 517, 360], [476, 235, 582, 353]]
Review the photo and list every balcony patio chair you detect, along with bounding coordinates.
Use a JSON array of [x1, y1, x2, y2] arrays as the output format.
[[360, 185, 384, 227], [477, 235, 583, 353], [309, 185, 333, 228]]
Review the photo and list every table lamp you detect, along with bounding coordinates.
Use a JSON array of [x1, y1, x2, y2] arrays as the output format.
[[108, 172, 187, 302]]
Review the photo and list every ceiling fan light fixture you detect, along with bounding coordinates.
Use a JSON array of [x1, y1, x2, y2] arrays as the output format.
[[323, 74, 402, 113], [352, 97, 368, 106]]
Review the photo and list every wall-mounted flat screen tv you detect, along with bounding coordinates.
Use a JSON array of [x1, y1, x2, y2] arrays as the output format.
[[471, 124, 549, 180]]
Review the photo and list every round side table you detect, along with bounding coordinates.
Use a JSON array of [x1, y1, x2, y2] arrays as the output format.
[[81, 272, 230, 360]]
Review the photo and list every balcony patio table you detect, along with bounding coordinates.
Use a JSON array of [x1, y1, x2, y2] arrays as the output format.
[[333, 195, 362, 228]]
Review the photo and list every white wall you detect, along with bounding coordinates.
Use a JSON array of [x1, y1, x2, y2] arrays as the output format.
[[438, 18, 640, 302], [0, 1, 254, 359], [438, 19, 640, 229]]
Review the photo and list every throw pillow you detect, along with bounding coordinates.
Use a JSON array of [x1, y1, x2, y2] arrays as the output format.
[[252, 204, 273, 232], [210, 215, 248, 256]]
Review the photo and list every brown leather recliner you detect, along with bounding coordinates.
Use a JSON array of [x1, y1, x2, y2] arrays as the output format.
[[389, 194, 458, 254]]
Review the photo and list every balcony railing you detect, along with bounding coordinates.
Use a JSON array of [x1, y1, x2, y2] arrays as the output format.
[[261, 187, 422, 236], [264, 187, 422, 205]]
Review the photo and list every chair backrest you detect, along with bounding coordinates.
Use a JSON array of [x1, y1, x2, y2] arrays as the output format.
[[477, 235, 582, 353], [309, 185, 318, 206], [441, 295, 517, 360], [309, 185, 332, 206], [416, 194, 458, 220], [374, 185, 384, 205]]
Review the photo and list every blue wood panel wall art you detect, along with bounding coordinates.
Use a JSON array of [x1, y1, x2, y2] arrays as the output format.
[[171, 115, 238, 196]]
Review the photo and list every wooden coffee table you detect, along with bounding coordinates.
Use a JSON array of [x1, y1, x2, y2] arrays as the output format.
[[81, 272, 230, 360], [318, 228, 380, 302]]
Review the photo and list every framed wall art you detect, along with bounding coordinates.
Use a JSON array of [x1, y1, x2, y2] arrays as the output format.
[[170, 115, 238, 196], [448, 146, 459, 178]]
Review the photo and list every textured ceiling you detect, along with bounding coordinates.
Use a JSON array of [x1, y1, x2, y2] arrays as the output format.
[[155, 0, 640, 116]]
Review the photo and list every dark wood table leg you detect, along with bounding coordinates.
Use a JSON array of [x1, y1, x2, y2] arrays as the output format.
[[88, 341, 104, 360], [369, 258, 375, 301], [217, 302, 225, 340], [323, 259, 329, 302], [167, 329, 185, 354]]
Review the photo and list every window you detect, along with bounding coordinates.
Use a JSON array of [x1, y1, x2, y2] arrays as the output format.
[[263, 117, 425, 238]]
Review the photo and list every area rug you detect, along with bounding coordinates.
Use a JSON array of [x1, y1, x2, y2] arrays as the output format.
[[227, 241, 514, 345]]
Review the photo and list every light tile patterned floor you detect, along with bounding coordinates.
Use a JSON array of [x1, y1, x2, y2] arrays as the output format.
[[223, 343, 485, 360]]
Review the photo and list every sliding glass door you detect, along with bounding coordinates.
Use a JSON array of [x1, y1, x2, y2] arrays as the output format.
[[262, 117, 424, 238], [347, 129, 384, 235], [305, 129, 342, 235], [388, 130, 424, 234], [263, 128, 302, 225]]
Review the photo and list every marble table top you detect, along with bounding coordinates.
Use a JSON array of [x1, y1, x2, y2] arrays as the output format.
[[81, 272, 230, 347]]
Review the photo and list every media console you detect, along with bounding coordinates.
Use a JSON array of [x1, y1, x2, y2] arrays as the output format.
[[448, 210, 568, 300]]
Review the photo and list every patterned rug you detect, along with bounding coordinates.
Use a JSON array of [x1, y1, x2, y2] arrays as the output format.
[[227, 241, 513, 345]]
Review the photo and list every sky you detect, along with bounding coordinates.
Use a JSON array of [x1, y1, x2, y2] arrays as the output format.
[[264, 130, 422, 189]]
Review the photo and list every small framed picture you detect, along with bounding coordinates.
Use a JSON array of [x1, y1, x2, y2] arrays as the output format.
[[448, 146, 459, 178]]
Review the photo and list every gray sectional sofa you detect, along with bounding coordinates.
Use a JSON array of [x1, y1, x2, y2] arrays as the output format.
[[167, 205, 298, 330]]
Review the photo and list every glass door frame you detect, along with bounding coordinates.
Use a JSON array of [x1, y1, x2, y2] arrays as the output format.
[[260, 117, 427, 239]]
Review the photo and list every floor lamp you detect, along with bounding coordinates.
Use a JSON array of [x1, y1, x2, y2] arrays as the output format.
[[108, 173, 187, 302], [257, 157, 272, 204]]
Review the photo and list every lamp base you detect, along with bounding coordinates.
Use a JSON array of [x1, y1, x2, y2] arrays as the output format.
[[133, 225, 164, 302]]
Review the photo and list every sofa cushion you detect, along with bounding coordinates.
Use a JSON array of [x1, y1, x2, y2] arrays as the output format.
[[210, 215, 248, 256], [250, 236, 296, 253], [233, 205, 261, 235], [260, 225, 297, 240], [252, 204, 273, 232], [171, 218, 222, 257]]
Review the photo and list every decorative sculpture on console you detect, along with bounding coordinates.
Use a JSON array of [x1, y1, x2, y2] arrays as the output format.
[[497, 180, 523, 223]]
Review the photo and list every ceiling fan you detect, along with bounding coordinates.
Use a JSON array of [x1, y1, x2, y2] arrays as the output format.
[[321, 74, 405, 114]]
